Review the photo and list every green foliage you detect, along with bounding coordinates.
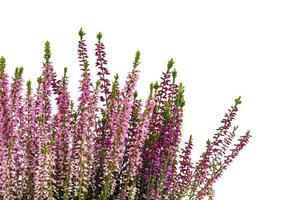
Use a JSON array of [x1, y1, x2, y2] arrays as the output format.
[[26, 80, 32, 95], [37, 76, 42, 85], [79, 28, 86, 40], [149, 82, 154, 97], [97, 32, 103, 43], [172, 68, 177, 83], [134, 90, 138, 99], [235, 96, 242, 105], [14, 66, 24, 80], [44, 41, 51, 62], [0, 56, 6, 72], [153, 81, 159, 91], [176, 82, 185, 108], [96, 79, 101, 88], [163, 102, 171, 123], [133, 50, 141, 68], [167, 58, 174, 70], [64, 67, 68, 76]]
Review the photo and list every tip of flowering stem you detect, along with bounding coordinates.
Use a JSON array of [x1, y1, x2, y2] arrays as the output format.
[[149, 82, 154, 97], [189, 134, 193, 141], [15, 66, 24, 80], [246, 130, 251, 136], [211, 160, 218, 171], [172, 68, 177, 83], [37, 76, 42, 84], [0, 56, 6, 72], [167, 58, 174, 70], [114, 73, 119, 81], [206, 139, 211, 146], [153, 81, 159, 91], [71, 100, 74, 110], [41, 146, 48, 154], [83, 59, 89, 71], [44, 41, 51, 62], [26, 80, 32, 94], [134, 90, 138, 99], [97, 32, 103, 43], [133, 50, 141, 68], [19, 66, 24, 77], [176, 82, 185, 108], [96, 80, 101, 88], [101, 111, 107, 126], [50, 139, 55, 146], [79, 28, 86, 40], [235, 96, 242, 105], [163, 102, 171, 123], [26, 79, 32, 88], [64, 67, 68, 75]]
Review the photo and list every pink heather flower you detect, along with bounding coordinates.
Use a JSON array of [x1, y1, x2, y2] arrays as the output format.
[[189, 97, 251, 200], [2, 66, 25, 200], [139, 59, 174, 199], [95, 32, 110, 106], [34, 41, 56, 200], [0, 56, 10, 198], [177, 135, 194, 198], [98, 74, 121, 198], [92, 34, 111, 196], [120, 98, 155, 199], [102, 51, 140, 197], [23, 80, 37, 199], [87, 79, 102, 197], [70, 28, 94, 199], [162, 82, 186, 197], [13, 68, 27, 199], [196, 131, 251, 199], [53, 67, 72, 199]]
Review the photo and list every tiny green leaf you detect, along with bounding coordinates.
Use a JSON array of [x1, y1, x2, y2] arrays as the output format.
[[114, 73, 119, 81], [172, 68, 177, 83], [149, 82, 154, 97], [83, 59, 89, 71], [101, 111, 107, 126], [96, 80, 101, 88], [44, 41, 51, 62], [79, 28, 86, 40], [97, 32, 103, 43], [134, 90, 138, 99], [167, 58, 174, 70], [153, 81, 159, 91], [235, 96, 242, 105], [176, 82, 185, 108], [14, 67, 24, 80], [211, 161, 217, 171], [133, 50, 141, 68], [37, 76, 42, 84], [206, 139, 211, 146], [26, 80, 32, 96], [64, 67, 68, 75], [0, 56, 6, 72]]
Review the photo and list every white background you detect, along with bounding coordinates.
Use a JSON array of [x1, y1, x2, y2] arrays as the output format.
[[1, 0, 302, 199]]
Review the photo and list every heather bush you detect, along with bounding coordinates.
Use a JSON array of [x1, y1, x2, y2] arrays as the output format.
[[0, 29, 251, 200]]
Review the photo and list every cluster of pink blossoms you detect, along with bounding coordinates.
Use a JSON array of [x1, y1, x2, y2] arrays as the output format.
[[0, 29, 251, 200]]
